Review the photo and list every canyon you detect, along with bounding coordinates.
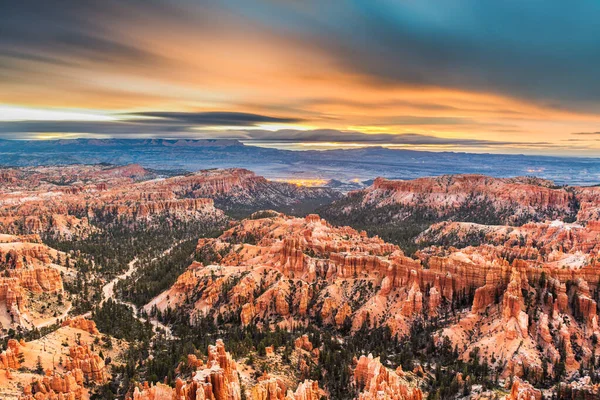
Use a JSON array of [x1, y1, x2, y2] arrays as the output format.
[[148, 211, 600, 382], [2, 167, 600, 399], [0, 164, 338, 238]]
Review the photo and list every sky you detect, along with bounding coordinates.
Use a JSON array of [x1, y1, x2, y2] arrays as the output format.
[[1, 1, 600, 155]]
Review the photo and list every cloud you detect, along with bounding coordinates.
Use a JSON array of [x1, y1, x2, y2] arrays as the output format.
[[0, 110, 302, 138], [228, 1, 600, 111], [571, 132, 600, 135], [213, 128, 551, 148], [3, 1, 600, 112], [126, 111, 302, 125], [0, 118, 550, 149], [0, 1, 166, 66]]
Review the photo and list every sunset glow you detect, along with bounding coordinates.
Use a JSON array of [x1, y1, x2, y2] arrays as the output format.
[[2, 1, 600, 155]]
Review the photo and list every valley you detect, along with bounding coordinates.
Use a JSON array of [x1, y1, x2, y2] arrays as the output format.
[[0, 164, 599, 399]]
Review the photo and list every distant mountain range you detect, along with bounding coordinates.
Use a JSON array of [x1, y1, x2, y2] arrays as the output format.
[[1, 138, 600, 185]]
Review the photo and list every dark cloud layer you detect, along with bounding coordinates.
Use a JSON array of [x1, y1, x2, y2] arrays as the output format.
[[0, 118, 550, 149], [222, 129, 553, 149], [127, 111, 302, 125], [0, 111, 301, 137]]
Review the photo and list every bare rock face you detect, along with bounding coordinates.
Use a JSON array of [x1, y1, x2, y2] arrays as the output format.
[[197, 339, 242, 400], [503, 378, 542, 400], [132, 382, 175, 400], [20, 369, 86, 400], [428, 285, 441, 316], [251, 374, 288, 399], [250, 375, 322, 400], [346, 174, 577, 225], [294, 335, 314, 352], [334, 303, 352, 327], [285, 380, 321, 400], [61, 317, 100, 335], [0, 236, 66, 330], [241, 303, 256, 326], [401, 275, 423, 317], [354, 354, 423, 400], [130, 340, 323, 400], [472, 283, 496, 314], [130, 340, 241, 400], [501, 269, 528, 340], [65, 344, 106, 383], [0, 339, 23, 370], [559, 324, 580, 371], [537, 313, 552, 344]]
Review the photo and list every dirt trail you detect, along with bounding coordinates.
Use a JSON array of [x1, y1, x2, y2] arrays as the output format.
[[42, 242, 183, 339], [100, 243, 181, 339]]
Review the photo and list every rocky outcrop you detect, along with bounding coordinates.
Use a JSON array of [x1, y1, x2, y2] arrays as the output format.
[[401, 276, 423, 317], [241, 303, 256, 326], [251, 375, 321, 400], [501, 269, 528, 340], [129, 339, 323, 400], [132, 340, 241, 400], [286, 380, 321, 400], [132, 382, 174, 400], [503, 378, 542, 400], [0, 339, 24, 370], [346, 174, 576, 225], [251, 374, 288, 399], [99, 198, 217, 221], [0, 238, 65, 329], [294, 335, 314, 352], [19, 371, 86, 400], [65, 344, 106, 383], [61, 317, 100, 335], [354, 354, 422, 400]]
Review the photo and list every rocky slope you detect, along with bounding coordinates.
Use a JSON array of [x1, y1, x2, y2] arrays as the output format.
[[0, 165, 338, 238], [135, 168, 340, 215], [4, 169, 600, 399], [145, 213, 425, 334], [318, 175, 600, 245], [0, 318, 120, 400], [0, 234, 67, 331], [414, 218, 600, 383], [145, 208, 600, 397], [129, 339, 324, 400], [353, 353, 423, 400]]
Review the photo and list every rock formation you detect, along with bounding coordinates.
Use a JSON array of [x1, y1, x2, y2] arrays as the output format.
[[503, 378, 542, 400], [130, 339, 323, 400], [0, 339, 24, 370], [333, 174, 579, 225], [353, 354, 422, 400], [19, 369, 87, 400], [146, 206, 600, 385], [0, 165, 337, 239], [64, 344, 106, 383], [0, 236, 65, 330], [61, 318, 100, 335]]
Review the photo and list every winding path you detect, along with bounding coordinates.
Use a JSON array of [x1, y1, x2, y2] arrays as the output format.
[[35, 303, 73, 329], [39, 242, 182, 338], [100, 253, 176, 339]]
